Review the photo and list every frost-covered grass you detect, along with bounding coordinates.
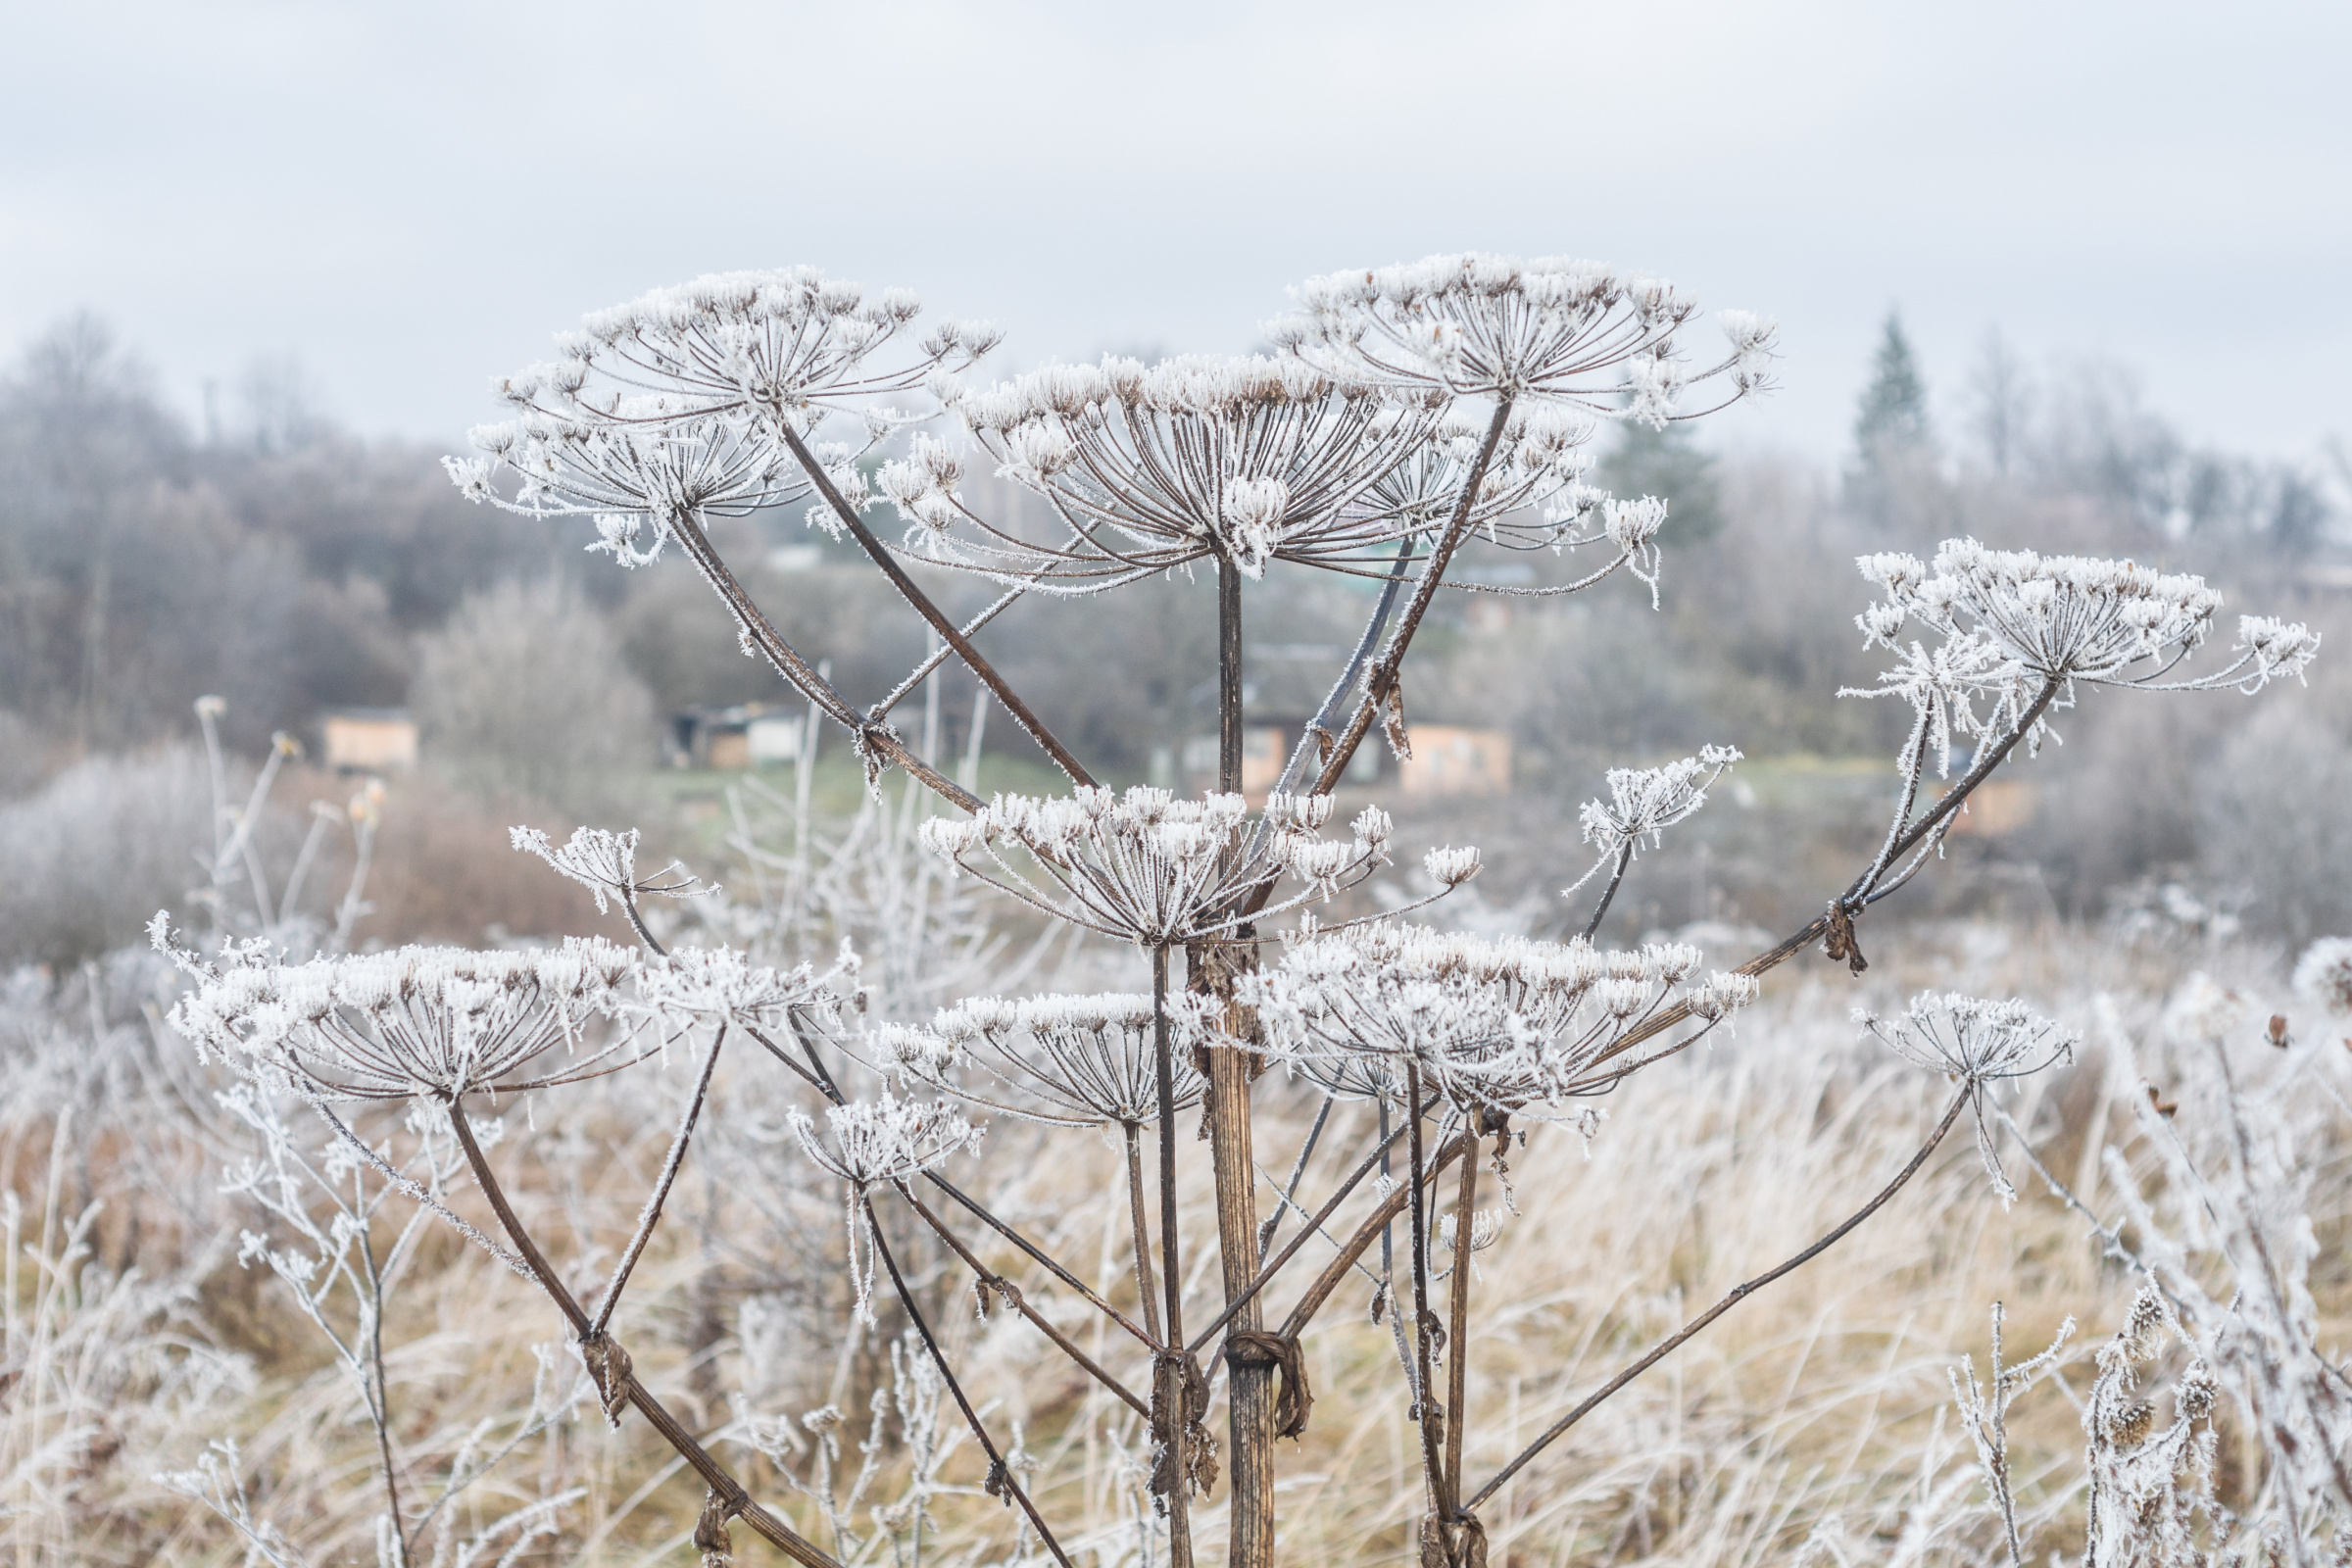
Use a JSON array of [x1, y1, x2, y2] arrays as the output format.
[[6, 921, 2343, 1564]]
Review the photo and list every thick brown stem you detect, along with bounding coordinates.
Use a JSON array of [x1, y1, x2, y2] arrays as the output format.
[[1151, 946, 1194, 1568], [1442, 1125, 1479, 1517], [1124, 1122, 1165, 1346], [1200, 940, 1272, 1568], [443, 1104, 842, 1567], [1402, 1068, 1446, 1513], [1205, 539, 1279, 1568], [1218, 551, 1245, 802]]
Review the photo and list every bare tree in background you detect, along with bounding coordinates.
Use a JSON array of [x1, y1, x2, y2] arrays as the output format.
[[409, 576, 658, 809]]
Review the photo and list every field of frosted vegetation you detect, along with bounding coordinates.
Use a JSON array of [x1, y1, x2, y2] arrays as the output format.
[[3, 313, 2351, 1564]]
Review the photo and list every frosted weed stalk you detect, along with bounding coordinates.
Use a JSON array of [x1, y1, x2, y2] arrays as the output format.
[[1928, 961, 2352, 1568], [129, 250, 2322, 1566]]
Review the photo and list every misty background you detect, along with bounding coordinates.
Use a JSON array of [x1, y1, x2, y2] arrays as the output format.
[[3, 0, 2348, 969]]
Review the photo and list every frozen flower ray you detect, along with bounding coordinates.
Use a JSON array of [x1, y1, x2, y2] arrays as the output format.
[[1245, 920, 1756, 1118], [873, 991, 1213, 1129], [1857, 992, 2078, 1205], [918, 785, 1397, 950]]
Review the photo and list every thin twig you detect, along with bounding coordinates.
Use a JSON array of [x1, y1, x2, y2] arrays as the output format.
[[778, 420, 1096, 790], [1467, 1083, 1974, 1508], [889, 1181, 1151, 1417], [589, 1025, 726, 1338], [1308, 397, 1517, 799], [1256, 1096, 1334, 1256], [1582, 679, 2069, 1075], [1277, 1130, 1471, 1341], [1190, 1105, 1423, 1354], [1582, 844, 1634, 943], [442, 1102, 844, 1568], [861, 1198, 1077, 1568], [355, 1203, 409, 1568], [1126, 1122, 1166, 1346]]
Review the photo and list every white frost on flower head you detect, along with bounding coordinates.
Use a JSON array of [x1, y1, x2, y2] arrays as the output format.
[[167, 939, 641, 1102], [1717, 311, 1779, 397], [787, 1094, 984, 1325], [875, 991, 1213, 1128], [1346, 399, 1691, 604], [1846, 540, 2320, 763], [873, 433, 968, 537], [1245, 921, 1755, 1116], [449, 407, 803, 566], [511, 825, 714, 914], [1274, 252, 1772, 420], [917, 785, 1398, 948], [446, 268, 997, 564], [1856, 992, 2077, 1204], [1566, 747, 1740, 896], [2292, 937, 2352, 1016], [929, 353, 1446, 588], [629, 944, 859, 1038]]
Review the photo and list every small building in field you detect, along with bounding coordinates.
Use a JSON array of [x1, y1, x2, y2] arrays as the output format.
[[1175, 718, 1502, 799], [1943, 778, 2036, 837], [319, 708, 417, 772], [1396, 725, 1512, 798], [1181, 722, 1380, 801], [671, 704, 807, 770]]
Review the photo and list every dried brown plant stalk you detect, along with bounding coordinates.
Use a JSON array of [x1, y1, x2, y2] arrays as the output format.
[[145, 253, 2320, 1567]]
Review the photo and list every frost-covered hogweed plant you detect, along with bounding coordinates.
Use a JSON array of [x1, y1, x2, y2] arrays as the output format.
[[140, 249, 2327, 1568]]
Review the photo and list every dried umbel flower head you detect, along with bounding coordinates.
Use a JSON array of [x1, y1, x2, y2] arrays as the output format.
[[786, 1094, 985, 1325], [875, 991, 1213, 1128], [1246, 921, 1756, 1115], [1848, 540, 2320, 762], [629, 944, 859, 1037], [918, 786, 1395, 948], [168, 939, 641, 1102], [1272, 251, 1774, 417], [2291, 937, 2352, 1016], [511, 825, 713, 914], [1348, 402, 1682, 604], [445, 268, 997, 562], [929, 354, 1446, 585], [1856, 992, 2077, 1203], [1566, 745, 1740, 895], [1858, 992, 2077, 1085]]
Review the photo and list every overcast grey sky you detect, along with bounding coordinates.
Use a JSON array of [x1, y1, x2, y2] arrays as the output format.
[[6, 1, 2346, 463]]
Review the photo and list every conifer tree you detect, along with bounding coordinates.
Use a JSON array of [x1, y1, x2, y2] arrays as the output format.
[[1854, 312, 1933, 462]]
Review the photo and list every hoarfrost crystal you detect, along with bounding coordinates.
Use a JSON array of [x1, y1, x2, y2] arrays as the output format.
[[875, 992, 1212, 1128], [169, 940, 641, 1102], [918, 786, 1397, 948], [1856, 992, 2077, 1203], [787, 1095, 985, 1325], [1246, 921, 1754, 1114]]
